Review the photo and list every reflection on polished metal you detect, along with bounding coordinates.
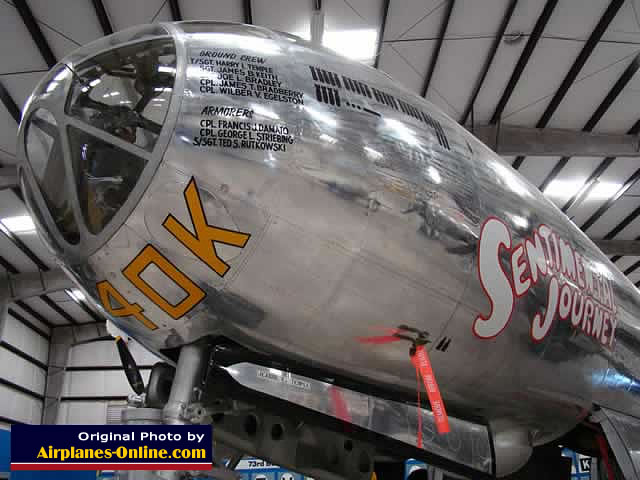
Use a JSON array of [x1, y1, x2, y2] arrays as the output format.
[[223, 362, 492, 474], [15, 22, 640, 477]]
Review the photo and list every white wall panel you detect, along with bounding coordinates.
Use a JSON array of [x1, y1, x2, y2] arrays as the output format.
[[0, 385, 42, 424], [2, 315, 49, 364], [0, 348, 46, 395], [68, 341, 161, 367], [56, 401, 107, 425], [62, 370, 151, 397]]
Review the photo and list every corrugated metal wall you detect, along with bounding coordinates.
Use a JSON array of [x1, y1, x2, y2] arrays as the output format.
[[0, 308, 50, 427], [43, 324, 162, 425]]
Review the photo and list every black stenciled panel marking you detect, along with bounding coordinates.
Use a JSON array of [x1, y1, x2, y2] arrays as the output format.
[[435, 337, 451, 352], [308, 65, 451, 150], [315, 84, 341, 107]]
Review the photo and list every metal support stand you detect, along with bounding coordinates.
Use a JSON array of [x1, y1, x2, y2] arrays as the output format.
[[163, 341, 209, 425]]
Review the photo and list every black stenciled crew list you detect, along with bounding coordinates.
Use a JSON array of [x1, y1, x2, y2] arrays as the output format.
[[191, 49, 301, 152]]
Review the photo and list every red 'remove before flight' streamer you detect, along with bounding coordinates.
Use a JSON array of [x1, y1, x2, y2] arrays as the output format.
[[411, 345, 450, 435]]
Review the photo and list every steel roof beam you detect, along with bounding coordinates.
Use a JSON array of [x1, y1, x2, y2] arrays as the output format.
[[169, 0, 182, 21], [595, 240, 640, 256], [8, 308, 50, 340], [512, 0, 624, 170], [490, 0, 558, 125], [543, 42, 640, 202], [40, 294, 79, 325], [539, 51, 640, 194], [561, 157, 615, 212], [374, 0, 391, 69], [91, 0, 113, 36], [538, 0, 625, 129], [13, 0, 57, 69], [581, 167, 640, 233], [14, 299, 54, 329], [421, 0, 455, 98], [460, 0, 518, 125], [244, 0, 253, 24], [604, 205, 640, 241], [0, 81, 21, 125], [576, 118, 640, 236], [471, 124, 640, 157], [0, 222, 49, 271], [624, 259, 640, 276], [67, 289, 103, 322], [585, 118, 640, 252], [6, 269, 74, 301]]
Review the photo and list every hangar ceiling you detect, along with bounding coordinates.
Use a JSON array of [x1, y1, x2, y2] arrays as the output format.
[[1, 0, 640, 329]]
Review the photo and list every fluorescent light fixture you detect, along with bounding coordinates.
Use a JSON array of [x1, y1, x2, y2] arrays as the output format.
[[158, 66, 176, 74], [323, 29, 378, 62], [67, 288, 86, 303], [544, 180, 621, 201], [0, 215, 36, 233], [89, 79, 101, 87]]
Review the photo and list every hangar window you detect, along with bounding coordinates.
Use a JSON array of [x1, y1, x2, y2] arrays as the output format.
[[65, 38, 176, 152], [67, 125, 147, 235], [24, 109, 80, 244]]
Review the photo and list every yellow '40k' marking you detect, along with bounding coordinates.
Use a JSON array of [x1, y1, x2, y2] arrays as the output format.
[[97, 177, 251, 329], [163, 177, 251, 277]]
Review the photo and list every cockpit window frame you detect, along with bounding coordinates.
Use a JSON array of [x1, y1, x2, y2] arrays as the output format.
[[17, 23, 187, 261]]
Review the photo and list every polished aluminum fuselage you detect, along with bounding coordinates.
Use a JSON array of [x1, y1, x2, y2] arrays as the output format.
[[18, 22, 640, 447]]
